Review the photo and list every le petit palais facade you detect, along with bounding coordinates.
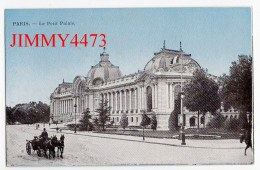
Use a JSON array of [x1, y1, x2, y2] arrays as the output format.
[[50, 43, 238, 129]]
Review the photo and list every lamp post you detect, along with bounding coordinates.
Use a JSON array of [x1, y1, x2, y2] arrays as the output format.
[[43, 112, 45, 127], [74, 103, 77, 133], [141, 110, 145, 141], [180, 42, 186, 145]]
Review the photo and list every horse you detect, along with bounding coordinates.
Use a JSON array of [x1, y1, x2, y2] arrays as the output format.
[[240, 129, 252, 156], [57, 134, 65, 158], [46, 135, 58, 159]]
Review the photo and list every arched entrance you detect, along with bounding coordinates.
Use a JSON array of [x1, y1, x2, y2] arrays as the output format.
[[190, 117, 196, 127], [146, 86, 152, 112]]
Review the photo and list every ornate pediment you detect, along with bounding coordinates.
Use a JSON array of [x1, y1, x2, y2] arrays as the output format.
[[136, 72, 157, 87]]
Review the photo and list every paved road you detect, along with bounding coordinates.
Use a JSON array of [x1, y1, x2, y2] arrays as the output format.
[[6, 125, 253, 166]]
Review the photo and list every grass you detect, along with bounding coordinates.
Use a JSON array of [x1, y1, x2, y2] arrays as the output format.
[[94, 128, 240, 139]]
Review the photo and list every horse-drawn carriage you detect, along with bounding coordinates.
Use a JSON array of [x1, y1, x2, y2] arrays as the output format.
[[26, 134, 65, 158]]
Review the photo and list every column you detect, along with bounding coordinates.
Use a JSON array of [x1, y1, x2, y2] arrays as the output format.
[[70, 99, 72, 113], [62, 100, 64, 114], [115, 92, 118, 111], [138, 87, 141, 111], [135, 88, 138, 110], [110, 91, 114, 111], [124, 90, 127, 111], [152, 85, 155, 109], [170, 83, 173, 108], [167, 83, 170, 108], [143, 87, 146, 110], [155, 84, 158, 108], [61, 100, 62, 114], [140, 87, 143, 110], [76, 97, 78, 119], [130, 89, 132, 110], [120, 91, 122, 111], [67, 100, 68, 113]]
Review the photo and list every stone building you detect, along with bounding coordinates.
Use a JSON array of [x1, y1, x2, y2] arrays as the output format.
[[50, 43, 238, 129]]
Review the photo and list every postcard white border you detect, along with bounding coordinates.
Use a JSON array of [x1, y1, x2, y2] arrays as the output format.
[[0, 1, 259, 170]]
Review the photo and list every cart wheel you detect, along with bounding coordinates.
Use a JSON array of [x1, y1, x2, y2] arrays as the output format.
[[26, 143, 31, 155], [37, 148, 41, 157]]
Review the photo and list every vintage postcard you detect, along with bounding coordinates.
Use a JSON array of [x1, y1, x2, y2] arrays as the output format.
[[5, 8, 253, 166]]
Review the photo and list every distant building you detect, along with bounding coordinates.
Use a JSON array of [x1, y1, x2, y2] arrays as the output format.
[[50, 43, 239, 129]]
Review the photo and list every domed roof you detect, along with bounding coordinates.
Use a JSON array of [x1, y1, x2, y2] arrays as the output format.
[[144, 46, 200, 73], [87, 49, 122, 85]]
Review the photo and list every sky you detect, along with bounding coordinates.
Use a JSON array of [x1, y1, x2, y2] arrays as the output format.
[[5, 8, 252, 107]]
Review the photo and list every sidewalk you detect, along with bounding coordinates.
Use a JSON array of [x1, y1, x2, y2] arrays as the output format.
[[36, 123, 245, 150]]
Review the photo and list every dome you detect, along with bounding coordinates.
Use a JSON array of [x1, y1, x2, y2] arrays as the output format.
[[144, 47, 200, 73], [87, 50, 122, 85]]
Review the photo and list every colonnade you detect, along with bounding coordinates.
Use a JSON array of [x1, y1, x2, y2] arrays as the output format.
[[51, 98, 73, 122], [100, 83, 159, 114]]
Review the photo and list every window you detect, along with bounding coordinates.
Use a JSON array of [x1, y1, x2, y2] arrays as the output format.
[[131, 117, 133, 122], [170, 59, 174, 64], [117, 117, 119, 122], [201, 117, 205, 124], [136, 117, 138, 122]]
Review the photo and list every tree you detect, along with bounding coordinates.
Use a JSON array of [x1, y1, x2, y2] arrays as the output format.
[[221, 56, 252, 131], [96, 98, 111, 131], [140, 112, 151, 128], [168, 94, 181, 131], [183, 69, 221, 129], [151, 114, 157, 131], [120, 113, 128, 129], [93, 117, 100, 131], [79, 109, 93, 131], [206, 112, 226, 129], [5, 101, 50, 124]]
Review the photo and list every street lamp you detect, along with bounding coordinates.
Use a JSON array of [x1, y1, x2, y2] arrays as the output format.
[[141, 110, 145, 141], [74, 103, 77, 133], [180, 42, 186, 145], [43, 112, 45, 127]]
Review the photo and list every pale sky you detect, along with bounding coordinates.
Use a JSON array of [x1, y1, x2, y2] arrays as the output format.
[[5, 8, 252, 107]]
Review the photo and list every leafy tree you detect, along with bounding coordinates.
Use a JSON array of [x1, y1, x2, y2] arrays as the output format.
[[206, 113, 226, 129], [79, 109, 93, 131], [168, 94, 181, 131], [96, 98, 111, 131], [221, 56, 252, 131], [93, 117, 100, 131], [140, 112, 151, 128], [151, 114, 157, 131], [183, 69, 221, 129], [120, 113, 129, 129], [6, 101, 50, 124]]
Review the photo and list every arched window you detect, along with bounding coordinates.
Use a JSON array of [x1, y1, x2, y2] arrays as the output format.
[[174, 85, 181, 100], [92, 77, 104, 85], [146, 86, 153, 112], [190, 117, 196, 127], [201, 116, 205, 124], [170, 58, 174, 64]]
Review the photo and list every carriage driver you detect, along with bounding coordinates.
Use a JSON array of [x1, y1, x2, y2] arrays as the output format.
[[40, 128, 48, 141]]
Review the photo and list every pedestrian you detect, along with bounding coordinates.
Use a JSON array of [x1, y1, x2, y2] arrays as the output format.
[[56, 127, 59, 133]]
